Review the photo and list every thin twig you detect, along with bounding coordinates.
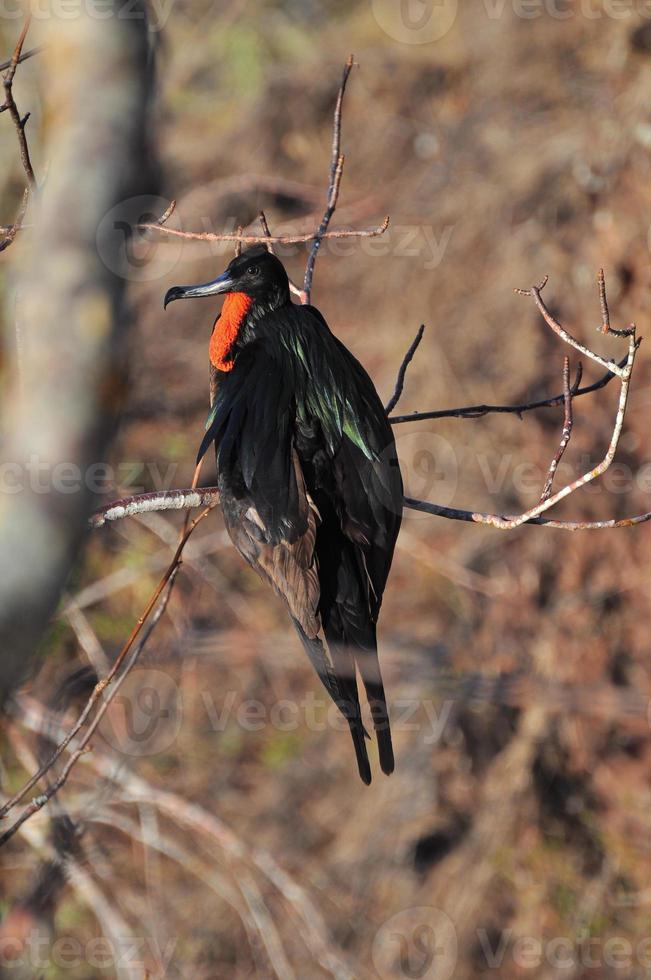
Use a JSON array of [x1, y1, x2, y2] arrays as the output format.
[[539, 356, 575, 502], [0, 502, 214, 826], [89, 810, 277, 976], [0, 21, 35, 254], [2, 18, 36, 188], [405, 275, 645, 530], [137, 56, 376, 294], [303, 55, 354, 303], [0, 187, 29, 252], [514, 276, 630, 378], [259, 210, 307, 302], [598, 268, 610, 334], [0, 44, 43, 74], [0, 560, 187, 846], [595, 267, 634, 338], [478, 276, 639, 529], [388, 357, 624, 424], [138, 215, 389, 246], [384, 324, 425, 413], [85, 759, 354, 979], [156, 198, 177, 226], [137, 58, 385, 302], [65, 603, 111, 676], [258, 210, 274, 251], [403, 497, 651, 530]]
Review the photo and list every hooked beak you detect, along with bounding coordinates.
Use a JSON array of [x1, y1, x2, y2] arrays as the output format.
[[164, 269, 235, 309]]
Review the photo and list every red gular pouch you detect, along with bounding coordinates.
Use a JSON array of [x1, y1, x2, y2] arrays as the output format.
[[209, 292, 254, 372]]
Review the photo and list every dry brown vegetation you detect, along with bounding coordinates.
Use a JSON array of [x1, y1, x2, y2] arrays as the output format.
[[4, 2, 651, 978]]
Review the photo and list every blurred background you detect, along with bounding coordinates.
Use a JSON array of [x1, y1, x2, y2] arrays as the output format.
[[3, 1, 651, 977]]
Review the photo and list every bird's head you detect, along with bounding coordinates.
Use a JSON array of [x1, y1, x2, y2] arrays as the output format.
[[163, 244, 290, 312], [164, 245, 292, 373]]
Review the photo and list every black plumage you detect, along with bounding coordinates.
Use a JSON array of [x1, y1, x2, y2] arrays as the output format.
[[165, 245, 403, 782]]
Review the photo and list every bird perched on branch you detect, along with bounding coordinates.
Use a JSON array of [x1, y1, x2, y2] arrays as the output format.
[[164, 245, 402, 783]]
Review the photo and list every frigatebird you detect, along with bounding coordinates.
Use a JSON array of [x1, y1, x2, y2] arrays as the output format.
[[165, 245, 403, 783]]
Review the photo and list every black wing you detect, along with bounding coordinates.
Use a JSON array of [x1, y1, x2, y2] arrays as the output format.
[[261, 304, 403, 777], [202, 339, 373, 781]]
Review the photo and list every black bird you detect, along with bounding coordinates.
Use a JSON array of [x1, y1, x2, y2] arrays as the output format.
[[165, 245, 403, 783]]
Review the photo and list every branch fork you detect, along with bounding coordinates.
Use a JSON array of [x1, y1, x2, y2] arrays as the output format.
[[1, 18, 37, 253]]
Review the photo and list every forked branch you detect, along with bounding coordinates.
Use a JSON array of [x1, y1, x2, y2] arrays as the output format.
[[1, 17, 36, 188], [0, 502, 216, 842], [303, 54, 354, 303], [0, 566, 181, 847], [474, 274, 639, 529], [136, 54, 387, 305], [138, 213, 389, 248], [259, 209, 307, 303], [88, 271, 644, 534], [388, 355, 624, 424], [0, 18, 37, 253]]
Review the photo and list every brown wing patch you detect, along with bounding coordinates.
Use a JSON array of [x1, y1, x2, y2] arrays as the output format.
[[224, 451, 322, 638]]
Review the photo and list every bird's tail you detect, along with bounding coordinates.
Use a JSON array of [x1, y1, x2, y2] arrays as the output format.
[[354, 639, 395, 777], [324, 611, 395, 779], [292, 618, 372, 785]]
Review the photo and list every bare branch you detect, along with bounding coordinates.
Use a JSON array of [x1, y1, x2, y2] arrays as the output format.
[[0, 187, 29, 253], [2, 17, 37, 188], [156, 197, 177, 226], [595, 266, 634, 338], [475, 277, 639, 529], [258, 210, 274, 249], [514, 276, 630, 378], [0, 21, 36, 254], [138, 214, 390, 246], [259, 210, 307, 303], [0, 498, 215, 832], [303, 55, 355, 303], [404, 496, 651, 531], [89, 488, 220, 528], [136, 55, 382, 306], [403, 274, 643, 529], [0, 564, 182, 847], [598, 267, 610, 334], [388, 356, 624, 424], [0, 45, 42, 74], [88, 476, 651, 533], [539, 356, 575, 502], [385, 324, 425, 414]]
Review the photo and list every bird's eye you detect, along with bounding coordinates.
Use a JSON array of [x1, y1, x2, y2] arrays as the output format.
[[246, 265, 260, 276]]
